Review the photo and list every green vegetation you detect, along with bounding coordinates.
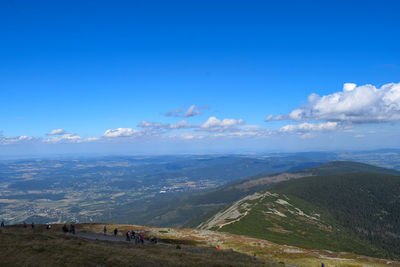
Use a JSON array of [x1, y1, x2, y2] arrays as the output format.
[[213, 171, 400, 260], [296, 161, 400, 176], [219, 191, 386, 258], [273, 172, 400, 259]]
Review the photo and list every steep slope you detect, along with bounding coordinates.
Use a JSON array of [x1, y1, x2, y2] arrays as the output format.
[[201, 171, 400, 260]]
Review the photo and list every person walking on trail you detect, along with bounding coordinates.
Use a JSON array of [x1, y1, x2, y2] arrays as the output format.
[[134, 233, 139, 244], [126, 231, 131, 241], [114, 228, 118, 237], [103, 225, 107, 235], [70, 224, 76, 234], [23, 221, 27, 228], [139, 232, 144, 244], [62, 224, 68, 233], [31, 222, 35, 229], [1, 221, 4, 227], [46, 224, 51, 230]]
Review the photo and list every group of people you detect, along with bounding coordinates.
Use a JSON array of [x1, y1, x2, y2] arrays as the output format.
[[103, 226, 157, 244], [22, 221, 35, 229], [62, 223, 76, 234], [20, 221, 52, 230]]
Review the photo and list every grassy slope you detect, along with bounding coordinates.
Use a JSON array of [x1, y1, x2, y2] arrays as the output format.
[[273, 172, 400, 259], [0, 225, 274, 267], [216, 171, 400, 260], [3, 223, 397, 267], [218, 190, 386, 258]]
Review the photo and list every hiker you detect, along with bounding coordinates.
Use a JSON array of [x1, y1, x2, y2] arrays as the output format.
[[70, 224, 76, 234], [153, 235, 158, 244], [126, 231, 131, 241], [31, 222, 35, 229], [23, 221, 27, 228], [139, 232, 144, 244], [103, 225, 107, 235], [46, 224, 51, 230], [1, 221, 4, 227], [62, 224, 69, 233], [131, 230, 135, 238], [134, 233, 139, 244], [114, 228, 118, 237]]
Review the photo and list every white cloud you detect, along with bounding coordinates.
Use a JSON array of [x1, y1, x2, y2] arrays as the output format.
[[264, 114, 273, 122], [280, 122, 339, 132], [183, 105, 202, 117], [0, 132, 99, 145], [300, 133, 314, 139], [44, 133, 82, 143], [85, 137, 100, 142], [165, 105, 208, 117], [199, 116, 245, 132], [47, 128, 66, 135], [165, 108, 182, 117], [283, 82, 400, 123], [137, 120, 191, 130], [0, 135, 37, 145], [102, 128, 141, 138]]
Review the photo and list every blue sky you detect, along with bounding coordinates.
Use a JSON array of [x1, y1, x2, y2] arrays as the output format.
[[1, 0, 400, 155]]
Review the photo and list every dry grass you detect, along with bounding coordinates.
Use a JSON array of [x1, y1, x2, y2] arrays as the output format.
[[0, 225, 275, 267], [79, 223, 400, 267]]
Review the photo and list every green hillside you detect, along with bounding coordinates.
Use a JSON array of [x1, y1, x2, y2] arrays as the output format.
[[273, 172, 400, 258], [202, 170, 400, 260], [128, 161, 399, 228], [152, 161, 398, 228]]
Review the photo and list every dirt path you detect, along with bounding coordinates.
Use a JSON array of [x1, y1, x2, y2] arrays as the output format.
[[75, 232, 159, 245]]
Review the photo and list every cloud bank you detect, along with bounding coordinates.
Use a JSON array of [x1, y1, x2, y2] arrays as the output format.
[[280, 122, 339, 132], [284, 82, 400, 123]]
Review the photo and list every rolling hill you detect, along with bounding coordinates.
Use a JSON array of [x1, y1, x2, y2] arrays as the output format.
[[200, 171, 400, 260], [132, 161, 399, 228]]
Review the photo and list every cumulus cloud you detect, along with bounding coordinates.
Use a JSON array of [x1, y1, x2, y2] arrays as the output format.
[[47, 128, 66, 135], [283, 82, 400, 123], [102, 128, 141, 138], [280, 122, 339, 132], [137, 120, 191, 130], [199, 116, 244, 132], [165, 105, 209, 117]]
